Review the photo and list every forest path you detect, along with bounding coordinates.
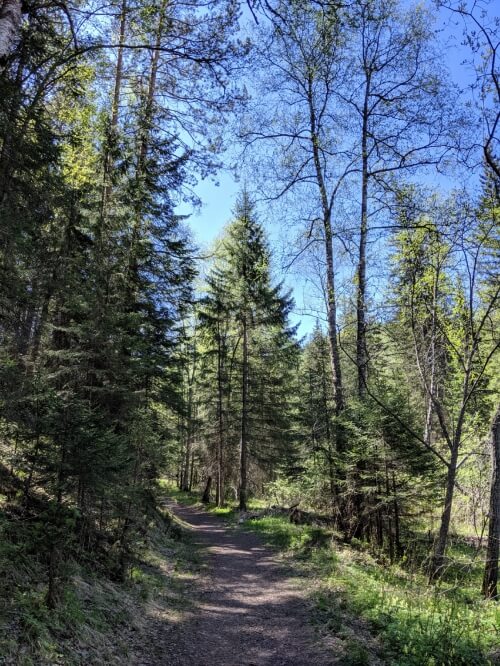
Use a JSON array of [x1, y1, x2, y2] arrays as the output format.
[[136, 499, 334, 666]]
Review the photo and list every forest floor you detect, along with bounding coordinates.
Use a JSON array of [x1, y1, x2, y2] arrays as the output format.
[[131, 499, 342, 666], [2, 487, 496, 665]]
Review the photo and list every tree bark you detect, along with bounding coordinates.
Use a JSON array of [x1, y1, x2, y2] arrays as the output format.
[[429, 365, 470, 581], [216, 321, 225, 506], [239, 316, 249, 511], [429, 440, 459, 582], [323, 217, 344, 419], [136, 0, 165, 174], [392, 470, 402, 556], [483, 403, 500, 598], [188, 452, 195, 492], [356, 70, 371, 398], [181, 424, 192, 492], [351, 69, 372, 539], [202, 476, 212, 504], [0, 47, 24, 207], [126, 0, 166, 284], [0, 0, 22, 64], [181, 362, 195, 491], [306, 72, 344, 417]]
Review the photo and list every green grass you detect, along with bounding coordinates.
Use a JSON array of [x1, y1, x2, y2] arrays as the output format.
[[0, 501, 200, 665], [0, 550, 139, 665], [244, 515, 499, 666], [331, 549, 498, 665]]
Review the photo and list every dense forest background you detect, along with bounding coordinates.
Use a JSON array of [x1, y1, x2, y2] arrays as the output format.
[[0, 0, 498, 662]]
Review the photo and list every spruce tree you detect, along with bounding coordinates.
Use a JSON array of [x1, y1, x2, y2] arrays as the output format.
[[198, 192, 297, 510]]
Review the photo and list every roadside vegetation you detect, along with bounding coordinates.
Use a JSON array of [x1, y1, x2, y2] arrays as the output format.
[[168, 485, 500, 666], [0, 494, 198, 665]]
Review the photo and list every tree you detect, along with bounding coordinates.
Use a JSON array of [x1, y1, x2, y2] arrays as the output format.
[[199, 191, 296, 510], [483, 403, 500, 598], [345, 0, 455, 397], [298, 323, 338, 510], [391, 188, 499, 581], [0, 0, 246, 604], [241, 0, 346, 420], [199, 271, 233, 506]]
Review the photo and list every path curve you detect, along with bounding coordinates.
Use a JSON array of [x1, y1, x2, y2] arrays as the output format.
[[149, 501, 334, 666]]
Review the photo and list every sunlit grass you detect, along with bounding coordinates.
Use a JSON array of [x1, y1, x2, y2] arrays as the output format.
[[240, 513, 499, 665]]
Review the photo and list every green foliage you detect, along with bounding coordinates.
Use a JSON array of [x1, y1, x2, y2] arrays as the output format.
[[194, 192, 300, 503], [0, 0, 248, 629], [241, 511, 499, 666]]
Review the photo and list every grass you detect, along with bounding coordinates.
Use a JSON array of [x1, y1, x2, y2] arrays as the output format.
[[0, 529, 140, 664], [166, 484, 500, 666], [0, 499, 200, 665], [250, 518, 499, 666], [328, 547, 499, 665]]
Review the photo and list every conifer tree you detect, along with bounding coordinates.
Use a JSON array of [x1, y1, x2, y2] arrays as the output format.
[[198, 192, 297, 510]]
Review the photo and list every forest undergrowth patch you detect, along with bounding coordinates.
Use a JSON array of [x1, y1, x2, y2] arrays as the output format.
[[246, 515, 500, 666], [168, 486, 500, 666], [0, 497, 199, 665]]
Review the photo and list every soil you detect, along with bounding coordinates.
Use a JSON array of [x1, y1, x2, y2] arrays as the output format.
[[134, 501, 335, 666]]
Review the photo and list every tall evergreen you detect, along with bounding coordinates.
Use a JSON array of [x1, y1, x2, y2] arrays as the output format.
[[198, 192, 298, 510]]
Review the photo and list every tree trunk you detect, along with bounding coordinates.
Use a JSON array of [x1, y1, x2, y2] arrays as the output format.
[[323, 219, 344, 418], [392, 470, 402, 556], [306, 72, 344, 417], [202, 476, 212, 504], [483, 403, 500, 598], [356, 72, 371, 397], [180, 370, 194, 492], [239, 316, 249, 511], [0, 0, 22, 64], [429, 360, 470, 582], [429, 441, 459, 581], [0, 48, 24, 208], [181, 425, 192, 492], [189, 452, 195, 492], [216, 323, 225, 506], [136, 0, 165, 174], [424, 264, 440, 447], [29, 205, 77, 363], [181, 336, 196, 493], [127, 0, 165, 265]]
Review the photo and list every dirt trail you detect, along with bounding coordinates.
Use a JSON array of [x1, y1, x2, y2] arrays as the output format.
[[137, 501, 334, 666]]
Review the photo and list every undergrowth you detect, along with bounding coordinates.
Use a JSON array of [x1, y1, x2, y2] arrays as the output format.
[[168, 485, 500, 666], [0, 500, 197, 665], [246, 516, 499, 666]]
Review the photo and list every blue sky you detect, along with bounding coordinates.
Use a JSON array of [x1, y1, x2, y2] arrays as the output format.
[[176, 1, 486, 339]]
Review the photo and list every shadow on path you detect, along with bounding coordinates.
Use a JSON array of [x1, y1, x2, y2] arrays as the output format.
[[138, 500, 334, 666]]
